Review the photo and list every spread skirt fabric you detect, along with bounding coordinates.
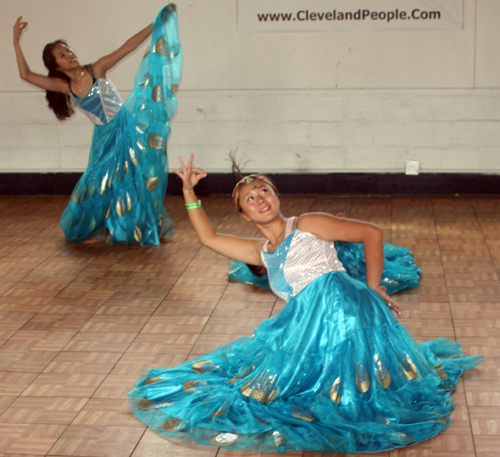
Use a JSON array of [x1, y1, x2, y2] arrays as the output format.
[[60, 6, 182, 245], [128, 271, 483, 453], [228, 241, 421, 295]]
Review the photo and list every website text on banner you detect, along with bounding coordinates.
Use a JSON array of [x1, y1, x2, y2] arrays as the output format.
[[238, 0, 463, 32]]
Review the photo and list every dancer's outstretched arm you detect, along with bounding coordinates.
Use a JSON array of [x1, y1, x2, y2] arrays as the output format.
[[94, 3, 178, 77], [92, 24, 152, 78], [173, 154, 264, 266], [13, 13, 153, 87], [13, 16, 68, 93]]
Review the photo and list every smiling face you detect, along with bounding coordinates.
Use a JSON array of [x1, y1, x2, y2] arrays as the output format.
[[237, 178, 281, 223], [52, 42, 79, 71]]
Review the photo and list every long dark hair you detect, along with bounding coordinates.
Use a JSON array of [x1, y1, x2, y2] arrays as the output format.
[[42, 40, 75, 120]]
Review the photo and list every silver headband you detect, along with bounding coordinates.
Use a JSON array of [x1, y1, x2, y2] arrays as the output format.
[[232, 174, 260, 197]]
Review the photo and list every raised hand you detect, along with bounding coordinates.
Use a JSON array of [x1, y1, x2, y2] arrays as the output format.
[[172, 154, 207, 192], [13, 16, 28, 42]]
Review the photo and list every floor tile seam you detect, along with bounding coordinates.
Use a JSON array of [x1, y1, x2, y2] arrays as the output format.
[[458, 204, 482, 457], [474, 205, 500, 282], [431, 199, 475, 456], [430, 202, 455, 339], [127, 426, 148, 457]]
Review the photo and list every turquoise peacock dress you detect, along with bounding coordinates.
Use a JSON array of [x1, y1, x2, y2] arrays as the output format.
[[128, 220, 483, 453], [59, 5, 182, 245]]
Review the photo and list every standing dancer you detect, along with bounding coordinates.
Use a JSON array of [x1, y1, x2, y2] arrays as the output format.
[[128, 154, 483, 454], [13, 4, 182, 245]]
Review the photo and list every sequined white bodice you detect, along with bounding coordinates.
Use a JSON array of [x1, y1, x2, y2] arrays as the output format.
[[71, 77, 123, 125], [261, 217, 346, 302]]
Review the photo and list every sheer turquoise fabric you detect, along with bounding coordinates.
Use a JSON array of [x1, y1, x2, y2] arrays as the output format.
[[228, 241, 421, 295], [59, 5, 182, 245], [128, 230, 483, 453]]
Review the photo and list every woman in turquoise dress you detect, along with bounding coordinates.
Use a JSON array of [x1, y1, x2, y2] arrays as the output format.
[[128, 154, 484, 453], [13, 5, 182, 245]]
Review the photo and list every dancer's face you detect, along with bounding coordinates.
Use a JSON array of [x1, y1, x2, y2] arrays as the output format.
[[52, 43, 79, 71], [238, 179, 281, 223]]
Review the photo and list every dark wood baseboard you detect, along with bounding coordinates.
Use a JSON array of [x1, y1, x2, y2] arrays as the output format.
[[1, 172, 499, 196]]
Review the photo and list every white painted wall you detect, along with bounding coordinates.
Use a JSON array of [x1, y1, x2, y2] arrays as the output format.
[[1, 0, 499, 174]]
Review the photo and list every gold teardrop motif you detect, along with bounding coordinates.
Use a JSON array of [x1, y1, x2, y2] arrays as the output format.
[[273, 431, 285, 448], [183, 380, 208, 391], [144, 377, 163, 385], [79, 186, 87, 202], [164, 417, 182, 432], [100, 174, 108, 195], [400, 355, 418, 381], [71, 188, 79, 204], [356, 363, 370, 393], [135, 123, 149, 135], [291, 405, 316, 422], [126, 192, 132, 211], [124, 160, 129, 175], [375, 354, 392, 389], [433, 364, 448, 379], [134, 225, 142, 243], [329, 376, 342, 404], [116, 197, 125, 217], [136, 140, 146, 153], [149, 133, 166, 150], [156, 38, 168, 56], [255, 417, 269, 426], [209, 433, 238, 446], [152, 86, 163, 102], [211, 408, 228, 420], [146, 177, 160, 191], [129, 147, 139, 166], [138, 398, 174, 410], [192, 360, 218, 374]]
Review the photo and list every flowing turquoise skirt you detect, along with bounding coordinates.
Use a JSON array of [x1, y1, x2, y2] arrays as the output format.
[[229, 241, 421, 294], [128, 271, 483, 453], [60, 6, 182, 245]]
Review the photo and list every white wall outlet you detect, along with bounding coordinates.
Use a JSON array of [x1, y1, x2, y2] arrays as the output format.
[[405, 161, 420, 175]]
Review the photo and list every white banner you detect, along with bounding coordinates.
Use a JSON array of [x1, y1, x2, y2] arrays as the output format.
[[238, 0, 463, 32]]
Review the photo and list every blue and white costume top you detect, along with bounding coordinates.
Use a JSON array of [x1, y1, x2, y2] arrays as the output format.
[[261, 217, 345, 302], [71, 73, 123, 125]]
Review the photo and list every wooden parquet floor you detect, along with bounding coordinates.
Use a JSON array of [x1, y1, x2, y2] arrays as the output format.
[[0, 194, 499, 457]]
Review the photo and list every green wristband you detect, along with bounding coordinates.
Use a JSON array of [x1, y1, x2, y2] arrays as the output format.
[[185, 200, 201, 210]]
